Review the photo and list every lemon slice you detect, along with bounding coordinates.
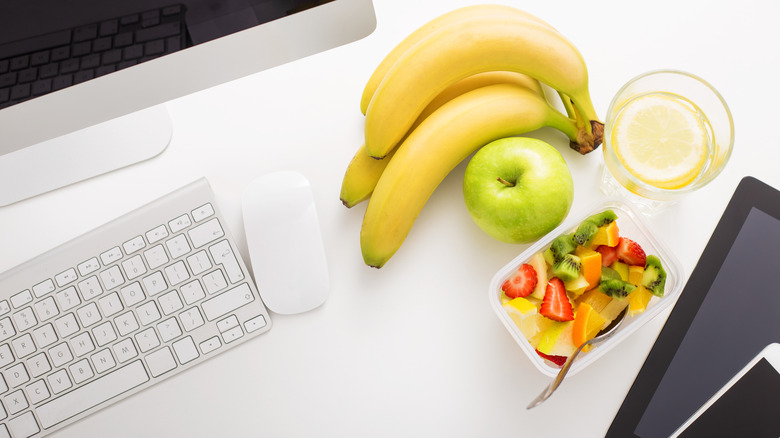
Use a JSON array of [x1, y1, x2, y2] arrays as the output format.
[[611, 93, 709, 189]]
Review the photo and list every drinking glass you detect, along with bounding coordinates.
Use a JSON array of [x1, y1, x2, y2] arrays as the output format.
[[600, 70, 734, 215]]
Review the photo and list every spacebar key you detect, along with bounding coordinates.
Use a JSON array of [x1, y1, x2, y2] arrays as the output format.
[[37, 360, 150, 429]]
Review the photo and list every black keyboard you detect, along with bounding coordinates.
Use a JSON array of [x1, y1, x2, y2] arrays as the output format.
[[0, 4, 188, 109]]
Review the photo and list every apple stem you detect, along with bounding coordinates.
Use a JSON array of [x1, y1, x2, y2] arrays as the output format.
[[497, 177, 515, 187]]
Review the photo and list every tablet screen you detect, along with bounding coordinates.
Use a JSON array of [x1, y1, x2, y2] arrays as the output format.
[[607, 177, 780, 437], [633, 207, 780, 437], [678, 358, 780, 437]]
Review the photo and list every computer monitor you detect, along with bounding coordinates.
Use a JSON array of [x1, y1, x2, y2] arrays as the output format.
[[0, 0, 376, 206]]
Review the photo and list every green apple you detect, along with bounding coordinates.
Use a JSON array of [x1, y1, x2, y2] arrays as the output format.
[[463, 137, 574, 244]]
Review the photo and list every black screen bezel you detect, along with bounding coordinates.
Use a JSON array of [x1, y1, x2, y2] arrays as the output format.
[[606, 176, 780, 437]]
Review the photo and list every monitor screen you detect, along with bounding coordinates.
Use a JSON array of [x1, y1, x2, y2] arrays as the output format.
[[0, 0, 375, 205], [0, 0, 342, 110]]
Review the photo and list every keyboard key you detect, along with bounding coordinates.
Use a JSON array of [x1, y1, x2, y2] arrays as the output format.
[[192, 203, 215, 222], [156, 317, 181, 342], [172, 336, 198, 364], [71, 332, 95, 357], [164, 260, 190, 286], [180, 280, 206, 305], [123, 235, 146, 255], [217, 315, 238, 333], [34, 296, 59, 321], [245, 315, 267, 333], [26, 352, 51, 378], [11, 333, 36, 358], [54, 313, 79, 338], [201, 283, 254, 321], [92, 321, 117, 346], [158, 290, 183, 315], [137, 301, 161, 326], [189, 218, 224, 248], [98, 292, 123, 317], [112, 339, 138, 363], [222, 326, 243, 344], [179, 307, 204, 332], [76, 302, 102, 328], [11, 289, 33, 308], [79, 275, 104, 300], [0, 318, 16, 342], [55, 268, 78, 287], [209, 240, 244, 284], [8, 412, 41, 438], [134, 327, 159, 352], [199, 336, 221, 355], [202, 270, 227, 294], [146, 346, 176, 377], [78, 257, 101, 276], [31, 78, 53, 96], [120, 282, 146, 306], [32, 323, 58, 348], [4, 391, 30, 416], [13, 307, 38, 331], [99, 265, 125, 290], [49, 343, 73, 368], [145, 225, 169, 244], [56, 286, 81, 311], [91, 349, 116, 373], [165, 234, 191, 259], [6, 363, 30, 387], [114, 311, 139, 337], [186, 250, 212, 275], [0, 301, 9, 316], [99, 19, 119, 36], [121, 254, 147, 280], [143, 244, 169, 269], [73, 24, 98, 42], [100, 246, 123, 265], [47, 369, 72, 394], [27, 379, 50, 404], [136, 22, 180, 43], [37, 360, 149, 429], [69, 359, 95, 384], [168, 214, 191, 232], [0, 344, 14, 367], [32, 280, 55, 299]]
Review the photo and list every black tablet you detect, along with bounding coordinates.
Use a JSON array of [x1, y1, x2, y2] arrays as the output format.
[[607, 176, 780, 438]]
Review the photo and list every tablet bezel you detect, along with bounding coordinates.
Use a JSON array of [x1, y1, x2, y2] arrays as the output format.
[[607, 176, 780, 437]]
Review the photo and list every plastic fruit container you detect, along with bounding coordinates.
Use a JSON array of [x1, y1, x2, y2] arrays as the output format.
[[489, 199, 683, 378]]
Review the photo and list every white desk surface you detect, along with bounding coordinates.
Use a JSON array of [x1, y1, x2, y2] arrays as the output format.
[[1, 0, 779, 436]]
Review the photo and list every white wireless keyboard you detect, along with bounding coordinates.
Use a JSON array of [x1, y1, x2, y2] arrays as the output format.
[[0, 178, 272, 437]]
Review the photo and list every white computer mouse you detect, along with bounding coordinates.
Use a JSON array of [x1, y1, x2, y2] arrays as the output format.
[[242, 171, 329, 314]]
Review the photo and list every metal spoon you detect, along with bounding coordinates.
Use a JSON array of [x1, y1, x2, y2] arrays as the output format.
[[526, 308, 628, 409]]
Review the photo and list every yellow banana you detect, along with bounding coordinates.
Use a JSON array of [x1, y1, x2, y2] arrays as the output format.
[[360, 83, 579, 268], [359, 4, 556, 114], [364, 16, 602, 160], [341, 72, 543, 208]]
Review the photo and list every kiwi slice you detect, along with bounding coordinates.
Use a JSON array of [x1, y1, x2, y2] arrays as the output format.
[[552, 254, 581, 282], [600, 266, 622, 282], [642, 255, 667, 297], [549, 233, 577, 262], [573, 220, 599, 246], [586, 210, 618, 227], [573, 210, 618, 246], [598, 279, 636, 299]]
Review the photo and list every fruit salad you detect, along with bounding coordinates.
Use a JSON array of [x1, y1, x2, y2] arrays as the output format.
[[498, 208, 668, 368]]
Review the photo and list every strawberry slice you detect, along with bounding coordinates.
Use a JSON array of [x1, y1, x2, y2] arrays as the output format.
[[535, 349, 568, 367], [540, 277, 574, 321], [501, 264, 538, 298], [616, 237, 646, 266], [596, 245, 618, 266]]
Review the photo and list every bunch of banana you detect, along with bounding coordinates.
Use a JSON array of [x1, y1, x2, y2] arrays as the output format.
[[342, 5, 602, 268], [340, 71, 544, 208]]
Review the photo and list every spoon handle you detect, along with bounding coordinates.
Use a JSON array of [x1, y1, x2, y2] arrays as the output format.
[[526, 331, 618, 409]]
